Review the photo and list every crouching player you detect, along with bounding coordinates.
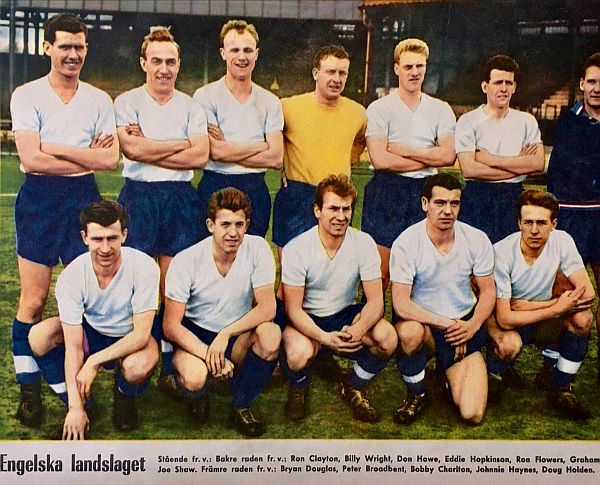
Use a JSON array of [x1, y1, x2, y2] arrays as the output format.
[[163, 188, 280, 437], [280, 174, 396, 423], [28, 200, 160, 439], [487, 190, 594, 420], [391, 173, 495, 425]]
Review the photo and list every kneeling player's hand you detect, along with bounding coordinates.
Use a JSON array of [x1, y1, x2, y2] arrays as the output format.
[[77, 361, 100, 401], [444, 319, 477, 346], [556, 287, 594, 315], [63, 407, 89, 440], [206, 332, 229, 377], [327, 330, 363, 354], [454, 343, 467, 362], [213, 359, 235, 380]]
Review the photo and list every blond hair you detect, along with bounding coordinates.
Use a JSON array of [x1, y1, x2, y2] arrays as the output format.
[[219, 20, 259, 47], [141, 26, 180, 58], [393, 38, 429, 64]]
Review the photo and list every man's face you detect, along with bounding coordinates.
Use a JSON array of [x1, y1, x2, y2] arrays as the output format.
[[482, 69, 516, 109], [394, 52, 426, 94], [580, 65, 600, 112], [44, 30, 88, 80], [81, 221, 126, 269], [313, 55, 350, 103], [422, 186, 461, 231], [207, 208, 249, 255], [314, 191, 353, 238], [518, 205, 556, 252], [220, 29, 258, 81], [140, 41, 180, 96]]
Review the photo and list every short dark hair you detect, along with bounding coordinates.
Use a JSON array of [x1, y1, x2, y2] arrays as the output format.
[[313, 45, 350, 70], [583, 52, 600, 78], [422, 173, 462, 200], [207, 187, 252, 222], [314, 174, 357, 210], [482, 54, 520, 83], [80, 200, 129, 233], [516, 190, 559, 222], [44, 13, 87, 44]]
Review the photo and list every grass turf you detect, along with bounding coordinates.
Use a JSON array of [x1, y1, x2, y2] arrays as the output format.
[[0, 153, 598, 440]]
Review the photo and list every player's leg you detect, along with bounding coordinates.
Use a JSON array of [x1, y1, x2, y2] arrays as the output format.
[[156, 255, 178, 397], [113, 336, 159, 432], [590, 262, 600, 385], [28, 316, 67, 405], [173, 348, 211, 424], [486, 315, 524, 403], [340, 317, 396, 423], [229, 322, 281, 436], [378, 245, 391, 292], [280, 325, 319, 421], [445, 351, 487, 425], [13, 257, 53, 426], [393, 320, 432, 424], [545, 309, 593, 420]]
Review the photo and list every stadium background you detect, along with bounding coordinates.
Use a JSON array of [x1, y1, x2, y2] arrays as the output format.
[[0, 0, 599, 440]]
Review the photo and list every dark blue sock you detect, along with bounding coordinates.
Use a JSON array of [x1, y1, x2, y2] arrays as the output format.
[[396, 347, 427, 396], [347, 348, 388, 390], [232, 350, 277, 409], [156, 305, 174, 376], [116, 369, 150, 397], [541, 346, 559, 368], [552, 332, 588, 389], [280, 350, 311, 390], [486, 347, 510, 377], [36, 345, 67, 404], [12, 319, 41, 385]]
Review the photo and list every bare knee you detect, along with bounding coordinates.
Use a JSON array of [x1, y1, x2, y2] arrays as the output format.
[[461, 408, 484, 425], [29, 317, 63, 357], [121, 349, 158, 384], [283, 330, 316, 372], [396, 321, 426, 355], [369, 320, 397, 358], [492, 332, 521, 361], [18, 292, 49, 323], [568, 310, 593, 335], [253, 322, 282, 361], [177, 363, 208, 392]]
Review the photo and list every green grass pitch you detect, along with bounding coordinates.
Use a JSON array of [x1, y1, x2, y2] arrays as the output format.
[[0, 153, 598, 440]]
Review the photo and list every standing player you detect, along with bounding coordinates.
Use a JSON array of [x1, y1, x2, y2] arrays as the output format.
[[487, 190, 594, 420], [9, 13, 119, 427], [280, 175, 396, 423], [28, 200, 160, 438], [272, 44, 366, 252], [547, 52, 600, 382], [193, 20, 283, 240], [163, 188, 280, 437], [391, 174, 495, 425], [114, 26, 209, 395], [456, 54, 544, 244], [362, 38, 456, 290]]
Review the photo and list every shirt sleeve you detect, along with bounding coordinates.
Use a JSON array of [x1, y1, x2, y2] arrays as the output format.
[[265, 95, 284, 133], [523, 113, 542, 146], [365, 99, 388, 139], [558, 231, 585, 277], [113, 92, 136, 127], [437, 102, 457, 137], [193, 87, 218, 125], [188, 97, 208, 136], [55, 269, 85, 325], [454, 114, 476, 153], [281, 242, 307, 287], [165, 252, 194, 304], [472, 231, 494, 277], [131, 253, 160, 314], [358, 233, 382, 281], [251, 238, 276, 289], [389, 233, 417, 285], [493, 245, 513, 299], [10, 85, 40, 133], [94, 91, 117, 136]]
